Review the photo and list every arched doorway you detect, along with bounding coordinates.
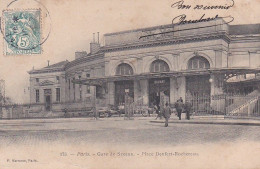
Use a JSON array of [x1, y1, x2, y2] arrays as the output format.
[[115, 63, 134, 106], [186, 56, 211, 113], [149, 59, 170, 107]]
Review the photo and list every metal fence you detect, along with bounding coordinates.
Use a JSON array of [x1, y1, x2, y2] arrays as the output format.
[[186, 94, 260, 116], [0, 100, 95, 119]]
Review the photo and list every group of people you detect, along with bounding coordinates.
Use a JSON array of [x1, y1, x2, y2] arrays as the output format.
[[154, 97, 192, 127]]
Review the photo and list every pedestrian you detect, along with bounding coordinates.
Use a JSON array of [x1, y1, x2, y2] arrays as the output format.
[[162, 102, 171, 127], [184, 100, 192, 120], [154, 103, 160, 120], [64, 108, 68, 118], [175, 99, 184, 120], [177, 97, 183, 103], [93, 107, 99, 120]]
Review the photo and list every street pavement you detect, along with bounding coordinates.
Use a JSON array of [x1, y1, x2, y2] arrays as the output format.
[[1, 116, 260, 169], [1, 116, 260, 146]]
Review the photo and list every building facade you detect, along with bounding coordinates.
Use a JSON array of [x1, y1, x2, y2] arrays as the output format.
[[28, 19, 260, 114]]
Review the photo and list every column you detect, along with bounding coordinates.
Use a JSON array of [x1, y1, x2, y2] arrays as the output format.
[[170, 77, 177, 105], [134, 80, 139, 103], [177, 76, 186, 101], [134, 80, 149, 106], [215, 49, 222, 68], [107, 82, 115, 105], [210, 74, 225, 112], [140, 79, 149, 106], [210, 74, 224, 96]]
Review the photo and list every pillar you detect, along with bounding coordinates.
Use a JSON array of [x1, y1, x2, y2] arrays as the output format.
[[107, 82, 115, 105], [210, 74, 224, 96], [170, 77, 178, 105], [177, 76, 186, 102], [134, 80, 139, 104], [134, 80, 148, 106], [210, 74, 225, 112], [140, 79, 149, 106]]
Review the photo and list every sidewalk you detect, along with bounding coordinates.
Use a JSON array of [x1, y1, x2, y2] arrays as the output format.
[[150, 115, 260, 126]]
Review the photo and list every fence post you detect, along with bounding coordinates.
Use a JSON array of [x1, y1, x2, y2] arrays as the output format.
[[247, 103, 250, 116], [224, 95, 227, 115]]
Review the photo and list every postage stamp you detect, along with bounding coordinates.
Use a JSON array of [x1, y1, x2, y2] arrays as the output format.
[[2, 9, 41, 55]]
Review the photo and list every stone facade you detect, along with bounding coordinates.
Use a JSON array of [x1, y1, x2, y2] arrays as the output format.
[[28, 19, 260, 112]]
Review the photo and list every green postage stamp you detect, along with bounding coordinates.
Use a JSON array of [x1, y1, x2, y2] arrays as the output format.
[[3, 9, 41, 55]]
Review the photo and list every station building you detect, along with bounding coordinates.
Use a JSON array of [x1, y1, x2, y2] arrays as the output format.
[[28, 19, 260, 114]]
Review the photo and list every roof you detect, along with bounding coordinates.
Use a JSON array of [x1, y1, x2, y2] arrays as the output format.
[[229, 24, 260, 35], [43, 60, 69, 69], [28, 60, 69, 74]]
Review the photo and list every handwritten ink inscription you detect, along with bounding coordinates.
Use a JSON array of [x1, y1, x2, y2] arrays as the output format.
[[171, 0, 234, 10], [139, 0, 234, 40], [171, 0, 234, 25]]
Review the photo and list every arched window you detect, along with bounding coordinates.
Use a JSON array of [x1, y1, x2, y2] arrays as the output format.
[[116, 63, 133, 75], [150, 59, 170, 73], [187, 56, 210, 70]]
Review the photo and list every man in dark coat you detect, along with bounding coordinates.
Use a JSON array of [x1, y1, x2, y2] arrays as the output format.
[[184, 100, 192, 120], [177, 97, 183, 103], [162, 102, 171, 127], [175, 100, 184, 120]]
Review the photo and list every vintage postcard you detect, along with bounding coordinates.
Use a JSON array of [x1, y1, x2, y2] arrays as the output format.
[[0, 0, 260, 168]]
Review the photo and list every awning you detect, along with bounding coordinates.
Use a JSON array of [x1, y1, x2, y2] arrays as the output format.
[[72, 68, 260, 86]]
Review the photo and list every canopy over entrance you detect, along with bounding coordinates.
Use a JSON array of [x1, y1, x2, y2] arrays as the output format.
[[72, 68, 260, 86]]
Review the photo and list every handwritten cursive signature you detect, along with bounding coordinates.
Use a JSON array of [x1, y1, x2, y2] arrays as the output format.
[[139, 1, 235, 40], [172, 14, 218, 25]]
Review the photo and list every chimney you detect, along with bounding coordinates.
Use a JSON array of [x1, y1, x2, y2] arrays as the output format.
[[90, 32, 100, 54], [75, 51, 88, 59]]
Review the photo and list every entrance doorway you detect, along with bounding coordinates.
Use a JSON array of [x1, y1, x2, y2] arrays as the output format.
[[186, 75, 211, 113], [45, 95, 51, 111], [115, 81, 134, 106], [186, 75, 210, 96], [149, 78, 170, 107], [44, 89, 52, 111]]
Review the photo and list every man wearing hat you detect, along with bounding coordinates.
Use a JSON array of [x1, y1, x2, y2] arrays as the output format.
[[162, 102, 171, 127]]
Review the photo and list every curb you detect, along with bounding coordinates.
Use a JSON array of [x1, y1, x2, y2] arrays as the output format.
[[150, 120, 260, 126]]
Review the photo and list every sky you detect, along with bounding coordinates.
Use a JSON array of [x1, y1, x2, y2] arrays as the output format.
[[0, 0, 259, 103]]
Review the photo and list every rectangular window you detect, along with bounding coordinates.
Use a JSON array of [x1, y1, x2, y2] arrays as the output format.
[[73, 78, 75, 101], [87, 85, 90, 93], [68, 79, 70, 89], [73, 78, 75, 89], [96, 86, 103, 99], [36, 78, 39, 82], [86, 73, 90, 77], [79, 85, 82, 100], [56, 88, 60, 102], [36, 89, 40, 103], [74, 90, 76, 101]]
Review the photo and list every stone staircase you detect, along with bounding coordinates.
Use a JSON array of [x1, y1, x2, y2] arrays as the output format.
[[227, 90, 260, 116]]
